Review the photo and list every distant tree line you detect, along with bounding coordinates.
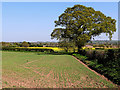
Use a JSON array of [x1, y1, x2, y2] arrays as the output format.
[[1, 41, 59, 47], [87, 40, 119, 49], [0, 40, 119, 49]]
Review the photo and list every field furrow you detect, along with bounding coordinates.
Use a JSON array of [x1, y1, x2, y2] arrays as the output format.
[[2, 51, 116, 88]]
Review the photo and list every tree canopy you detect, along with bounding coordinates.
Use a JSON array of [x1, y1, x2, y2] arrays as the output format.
[[22, 41, 29, 47], [51, 5, 116, 52]]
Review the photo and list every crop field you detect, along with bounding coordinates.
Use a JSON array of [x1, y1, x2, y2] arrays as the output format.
[[2, 51, 116, 88], [2, 46, 96, 53], [17, 47, 64, 52], [17, 47, 96, 51]]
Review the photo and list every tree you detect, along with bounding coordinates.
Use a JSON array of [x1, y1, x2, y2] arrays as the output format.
[[99, 44, 105, 48], [21, 41, 29, 47], [59, 41, 72, 52], [2, 42, 11, 47], [51, 5, 116, 52]]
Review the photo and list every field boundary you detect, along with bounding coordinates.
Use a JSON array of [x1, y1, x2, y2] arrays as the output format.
[[72, 56, 118, 87]]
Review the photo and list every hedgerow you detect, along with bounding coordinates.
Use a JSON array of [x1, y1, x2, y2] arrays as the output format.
[[73, 49, 120, 85], [2, 47, 55, 52]]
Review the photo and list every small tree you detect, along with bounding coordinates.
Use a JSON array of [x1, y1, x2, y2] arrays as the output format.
[[2, 42, 11, 47], [21, 41, 29, 47], [51, 5, 116, 53]]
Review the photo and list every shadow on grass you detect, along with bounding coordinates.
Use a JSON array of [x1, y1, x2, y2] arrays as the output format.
[[2, 49, 77, 55], [36, 51, 74, 55]]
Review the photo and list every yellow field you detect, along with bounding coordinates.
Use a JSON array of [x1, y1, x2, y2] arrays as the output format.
[[82, 47, 95, 50], [16, 47, 96, 52], [17, 47, 64, 52]]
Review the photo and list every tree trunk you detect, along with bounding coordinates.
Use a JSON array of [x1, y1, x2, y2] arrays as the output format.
[[73, 48, 75, 53], [78, 45, 82, 53], [64, 47, 68, 52]]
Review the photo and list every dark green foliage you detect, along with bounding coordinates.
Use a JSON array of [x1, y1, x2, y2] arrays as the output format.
[[79, 50, 86, 56], [51, 4, 116, 52], [80, 50, 105, 62], [73, 49, 120, 85], [72, 53, 88, 61], [58, 41, 72, 52]]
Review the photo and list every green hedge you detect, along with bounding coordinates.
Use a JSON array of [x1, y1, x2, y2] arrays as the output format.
[[72, 53, 88, 62], [2, 47, 54, 52], [73, 49, 120, 85]]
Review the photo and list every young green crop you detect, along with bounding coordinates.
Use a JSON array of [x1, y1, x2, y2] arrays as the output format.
[[2, 51, 116, 88]]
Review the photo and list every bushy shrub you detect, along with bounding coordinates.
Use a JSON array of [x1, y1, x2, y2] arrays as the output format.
[[72, 53, 88, 61], [76, 49, 120, 85], [85, 50, 94, 59], [81, 50, 105, 62]]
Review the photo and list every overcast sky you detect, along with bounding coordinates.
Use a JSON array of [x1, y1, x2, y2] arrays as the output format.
[[2, 2, 118, 42]]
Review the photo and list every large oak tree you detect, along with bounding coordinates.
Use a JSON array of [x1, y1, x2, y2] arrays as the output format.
[[51, 5, 116, 52]]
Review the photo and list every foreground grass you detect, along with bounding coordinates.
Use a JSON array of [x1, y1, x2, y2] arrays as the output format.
[[2, 51, 116, 88]]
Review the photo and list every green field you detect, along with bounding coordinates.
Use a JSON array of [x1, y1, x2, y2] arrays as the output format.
[[2, 51, 116, 88]]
